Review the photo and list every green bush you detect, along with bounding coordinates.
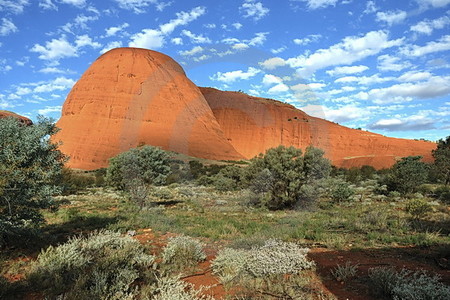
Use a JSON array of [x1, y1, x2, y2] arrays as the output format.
[[0, 116, 66, 247], [331, 262, 358, 282], [406, 198, 432, 219], [387, 156, 429, 194], [434, 186, 450, 204], [161, 235, 206, 272], [331, 182, 355, 203], [145, 276, 213, 300], [28, 230, 154, 299], [368, 267, 450, 300]]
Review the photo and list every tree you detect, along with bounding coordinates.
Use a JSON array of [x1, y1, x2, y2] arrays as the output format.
[[0, 116, 66, 246], [106, 146, 171, 208], [388, 156, 428, 194], [248, 145, 331, 209], [432, 136, 450, 186]]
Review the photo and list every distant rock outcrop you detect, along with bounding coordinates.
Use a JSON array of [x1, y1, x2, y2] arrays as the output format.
[[200, 87, 436, 169], [53, 48, 243, 170], [0, 110, 33, 126], [54, 47, 436, 170]]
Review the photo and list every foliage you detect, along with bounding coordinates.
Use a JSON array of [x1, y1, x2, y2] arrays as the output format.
[[247, 146, 331, 209], [387, 156, 429, 194], [213, 165, 246, 191], [211, 248, 248, 284], [106, 146, 171, 208], [0, 116, 66, 247], [28, 230, 155, 299], [161, 235, 206, 272], [330, 181, 355, 203], [406, 198, 432, 219], [145, 276, 213, 300], [331, 262, 358, 282], [434, 185, 450, 204], [59, 168, 97, 195], [368, 267, 450, 300], [432, 136, 450, 186]]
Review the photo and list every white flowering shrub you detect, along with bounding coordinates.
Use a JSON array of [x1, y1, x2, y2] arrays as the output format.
[[28, 230, 154, 299], [211, 248, 249, 284], [368, 267, 450, 300], [148, 276, 214, 300], [162, 235, 206, 272]]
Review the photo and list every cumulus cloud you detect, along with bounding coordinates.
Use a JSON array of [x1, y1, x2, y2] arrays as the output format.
[[301, 104, 368, 123], [171, 37, 183, 45], [377, 54, 411, 72], [259, 57, 287, 70], [398, 71, 433, 82], [31, 35, 101, 61], [326, 65, 369, 76], [286, 30, 403, 76], [401, 35, 450, 56], [179, 46, 204, 56], [368, 116, 436, 131], [210, 67, 261, 83], [100, 41, 123, 54], [335, 74, 394, 85], [0, 18, 17, 36], [240, 0, 270, 21], [416, 0, 450, 8], [293, 34, 322, 46], [367, 76, 450, 104], [363, 1, 377, 14], [60, 0, 86, 7], [39, 0, 57, 10], [105, 23, 129, 37], [376, 10, 407, 26], [0, 0, 29, 14], [410, 16, 450, 35], [268, 83, 289, 94], [299, 0, 339, 10], [37, 105, 62, 116], [181, 30, 211, 43], [262, 74, 283, 85], [33, 77, 76, 93], [159, 6, 206, 34]]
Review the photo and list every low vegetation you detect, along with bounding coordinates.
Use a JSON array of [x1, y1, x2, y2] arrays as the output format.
[[1, 117, 449, 299]]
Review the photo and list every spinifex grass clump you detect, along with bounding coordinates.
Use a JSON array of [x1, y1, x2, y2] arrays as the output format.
[[28, 230, 155, 299], [142, 276, 213, 300], [212, 239, 317, 298]]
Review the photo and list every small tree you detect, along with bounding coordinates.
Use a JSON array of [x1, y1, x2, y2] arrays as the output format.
[[0, 116, 66, 246], [106, 146, 171, 208], [388, 156, 428, 194], [432, 136, 450, 186]]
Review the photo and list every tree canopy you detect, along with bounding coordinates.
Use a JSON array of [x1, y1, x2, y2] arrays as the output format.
[[432, 136, 450, 186]]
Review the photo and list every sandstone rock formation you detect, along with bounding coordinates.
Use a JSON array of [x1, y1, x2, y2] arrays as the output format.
[[54, 47, 436, 170], [0, 110, 33, 126], [54, 48, 243, 170], [200, 87, 436, 169]]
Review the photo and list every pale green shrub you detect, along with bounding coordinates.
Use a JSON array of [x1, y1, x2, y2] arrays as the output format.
[[406, 198, 432, 219], [211, 248, 248, 284], [331, 261, 358, 282], [149, 276, 214, 300], [162, 235, 206, 272], [28, 230, 154, 299]]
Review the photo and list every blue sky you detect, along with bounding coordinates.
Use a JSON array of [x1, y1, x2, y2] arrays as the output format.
[[1, 0, 449, 141]]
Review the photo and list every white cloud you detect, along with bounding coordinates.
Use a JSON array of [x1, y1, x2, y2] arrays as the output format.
[[159, 6, 206, 35], [100, 41, 123, 54], [181, 30, 211, 43], [293, 34, 321, 45], [60, 0, 86, 7], [398, 71, 433, 82], [240, 0, 270, 21], [31, 35, 100, 61], [75, 35, 101, 48], [171, 37, 183, 45], [369, 115, 435, 131], [61, 13, 99, 33], [114, 0, 158, 13], [232, 43, 249, 50], [416, 0, 450, 8], [262, 74, 283, 85], [301, 104, 368, 123], [286, 30, 403, 76], [259, 57, 286, 70], [179, 46, 204, 56], [33, 77, 76, 93], [38, 67, 65, 74], [105, 23, 129, 37], [128, 29, 164, 49], [0, 0, 29, 14], [326, 65, 369, 76], [268, 83, 289, 94], [156, 1, 172, 11], [410, 16, 450, 35], [367, 76, 450, 104], [248, 32, 268, 46], [377, 54, 411, 72], [39, 0, 57, 10], [335, 74, 394, 85], [37, 105, 62, 116], [299, 0, 339, 10], [210, 67, 261, 83], [363, 1, 377, 14], [271, 46, 286, 54], [0, 18, 17, 36], [401, 35, 450, 56], [376, 10, 407, 26], [232, 22, 243, 30]]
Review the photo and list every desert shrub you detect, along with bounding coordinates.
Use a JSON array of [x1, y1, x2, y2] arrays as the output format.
[[406, 198, 432, 219], [28, 230, 154, 299], [196, 175, 214, 186], [432, 136, 450, 186], [59, 168, 96, 195], [213, 174, 237, 191], [368, 267, 450, 300], [434, 186, 450, 204], [0, 116, 66, 247], [386, 156, 429, 194], [161, 235, 206, 272], [247, 146, 331, 210], [143, 276, 213, 300], [211, 248, 248, 284], [331, 182, 355, 203], [106, 146, 171, 209], [331, 262, 358, 282]]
